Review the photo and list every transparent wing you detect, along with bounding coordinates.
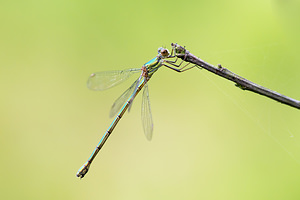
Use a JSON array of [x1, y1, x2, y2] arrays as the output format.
[[128, 75, 142, 112], [141, 80, 153, 141], [109, 79, 139, 118], [87, 68, 141, 91]]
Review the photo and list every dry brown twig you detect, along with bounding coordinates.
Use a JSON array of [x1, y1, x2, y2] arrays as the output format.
[[171, 43, 300, 110]]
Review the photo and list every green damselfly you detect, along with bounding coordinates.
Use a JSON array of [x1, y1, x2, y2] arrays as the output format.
[[77, 44, 197, 178]]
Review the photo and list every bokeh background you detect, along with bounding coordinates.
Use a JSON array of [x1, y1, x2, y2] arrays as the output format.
[[1, 0, 300, 199]]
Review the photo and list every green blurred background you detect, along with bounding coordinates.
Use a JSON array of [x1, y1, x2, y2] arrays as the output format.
[[1, 0, 300, 199]]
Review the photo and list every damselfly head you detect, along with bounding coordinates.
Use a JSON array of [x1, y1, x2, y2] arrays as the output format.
[[158, 47, 170, 58]]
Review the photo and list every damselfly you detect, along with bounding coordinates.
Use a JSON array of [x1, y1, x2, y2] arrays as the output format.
[[77, 44, 197, 178]]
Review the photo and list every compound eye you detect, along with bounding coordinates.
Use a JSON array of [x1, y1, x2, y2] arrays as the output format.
[[160, 49, 169, 57], [157, 47, 163, 53]]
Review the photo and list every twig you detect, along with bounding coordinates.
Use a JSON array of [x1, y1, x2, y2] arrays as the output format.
[[171, 43, 300, 110]]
